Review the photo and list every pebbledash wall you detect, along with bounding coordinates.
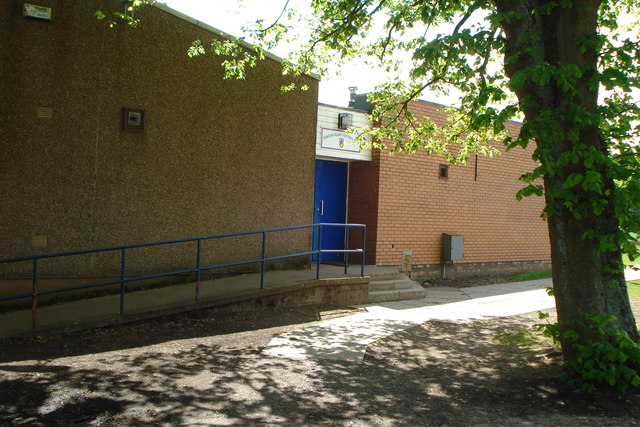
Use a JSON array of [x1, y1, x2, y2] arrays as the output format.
[[0, 1, 318, 278], [346, 99, 551, 280]]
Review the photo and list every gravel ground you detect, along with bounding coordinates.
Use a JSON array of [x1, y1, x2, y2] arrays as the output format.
[[1, 291, 640, 425]]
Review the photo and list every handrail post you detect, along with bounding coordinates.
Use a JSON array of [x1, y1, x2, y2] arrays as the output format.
[[361, 226, 366, 277], [316, 224, 322, 280], [344, 224, 349, 275], [195, 239, 201, 301], [120, 248, 126, 315], [260, 231, 267, 289], [31, 258, 38, 330]]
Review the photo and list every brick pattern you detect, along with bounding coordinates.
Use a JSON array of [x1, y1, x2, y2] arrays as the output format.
[[348, 150, 381, 263], [349, 100, 551, 267]]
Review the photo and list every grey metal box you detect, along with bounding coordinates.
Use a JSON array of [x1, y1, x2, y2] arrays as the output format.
[[442, 234, 464, 261]]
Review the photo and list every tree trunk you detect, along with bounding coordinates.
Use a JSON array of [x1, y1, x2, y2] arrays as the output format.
[[546, 170, 638, 355], [493, 0, 638, 359]]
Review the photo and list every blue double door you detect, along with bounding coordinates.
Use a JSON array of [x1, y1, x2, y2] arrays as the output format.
[[312, 159, 348, 261]]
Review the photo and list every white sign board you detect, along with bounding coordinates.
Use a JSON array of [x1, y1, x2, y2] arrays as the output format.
[[320, 128, 360, 153], [23, 4, 52, 21]]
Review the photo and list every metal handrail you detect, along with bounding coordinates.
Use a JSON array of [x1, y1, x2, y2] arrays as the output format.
[[0, 223, 366, 329]]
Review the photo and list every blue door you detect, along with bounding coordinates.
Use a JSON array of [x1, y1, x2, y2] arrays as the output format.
[[313, 160, 348, 261]]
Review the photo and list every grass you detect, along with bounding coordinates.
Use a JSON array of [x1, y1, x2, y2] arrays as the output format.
[[628, 281, 640, 299], [624, 253, 639, 266], [507, 271, 552, 282], [495, 328, 540, 347], [504, 252, 637, 284]]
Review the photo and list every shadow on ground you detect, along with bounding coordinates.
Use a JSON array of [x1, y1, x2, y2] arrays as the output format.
[[1, 306, 639, 425], [0, 304, 360, 363]]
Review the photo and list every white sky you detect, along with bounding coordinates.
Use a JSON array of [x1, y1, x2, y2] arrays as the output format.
[[163, 0, 416, 107], [163, 1, 639, 114]]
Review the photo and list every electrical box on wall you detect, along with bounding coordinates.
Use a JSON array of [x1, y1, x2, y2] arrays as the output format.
[[338, 113, 353, 130], [442, 233, 464, 261]]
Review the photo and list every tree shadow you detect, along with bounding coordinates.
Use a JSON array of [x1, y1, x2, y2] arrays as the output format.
[[0, 304, 357, 363], [2, 312, 639, 425]]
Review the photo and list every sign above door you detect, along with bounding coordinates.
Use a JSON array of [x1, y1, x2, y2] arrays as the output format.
[[320, 128, 360, 153]]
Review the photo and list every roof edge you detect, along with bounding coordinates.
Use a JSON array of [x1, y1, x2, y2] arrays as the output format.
[[153, 3, 320, 81], [317, 102, 370, 114]]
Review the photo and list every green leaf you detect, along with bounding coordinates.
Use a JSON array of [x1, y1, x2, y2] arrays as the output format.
[[563, 173, 584, 189]]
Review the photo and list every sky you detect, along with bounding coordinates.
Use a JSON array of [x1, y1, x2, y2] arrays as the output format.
[[163, 0, 415, 107], [162, 1, 639, 113]]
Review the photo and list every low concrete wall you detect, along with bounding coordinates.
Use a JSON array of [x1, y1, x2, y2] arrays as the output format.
[[408, 260, 552, 283], [207, 277, 370, 312]]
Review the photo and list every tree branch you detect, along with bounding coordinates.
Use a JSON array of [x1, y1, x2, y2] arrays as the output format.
[[384, 0, 486, 127], [262, 0, 291, 32]]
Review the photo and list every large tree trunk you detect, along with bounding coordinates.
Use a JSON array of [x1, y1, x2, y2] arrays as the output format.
[[546, 169, 638, 354], [493, 0, 638, 359]]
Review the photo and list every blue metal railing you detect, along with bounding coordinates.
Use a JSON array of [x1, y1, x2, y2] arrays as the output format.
[[0, 223, 366, 329]]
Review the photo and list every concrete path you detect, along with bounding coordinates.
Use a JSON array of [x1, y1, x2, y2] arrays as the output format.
[[262, 279, 556, 361], [263, 268, 640, 362], [627, 267, 640, 282]]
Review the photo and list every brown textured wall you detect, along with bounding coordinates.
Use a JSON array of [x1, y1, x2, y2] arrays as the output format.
[[349, 100, 551, 268], [0, 2, 17, 157], [1, 1, 318, 277]]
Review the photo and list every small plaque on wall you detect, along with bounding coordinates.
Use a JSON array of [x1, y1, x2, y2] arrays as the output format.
[[121, 107, 145, 132], [23, 4, 52, 22]]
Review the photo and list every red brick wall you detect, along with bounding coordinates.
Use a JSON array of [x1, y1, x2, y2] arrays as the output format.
[[347, 151, 381, 264], [349, 100, 551, 268]]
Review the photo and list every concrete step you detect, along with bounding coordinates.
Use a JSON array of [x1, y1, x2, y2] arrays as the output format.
[[368, 271, 405, 281], [369, 278, 415, 291], [368, 281, 426, 303]]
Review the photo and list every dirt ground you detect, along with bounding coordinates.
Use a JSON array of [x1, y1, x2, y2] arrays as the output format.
[[1, 277, 640, 426]]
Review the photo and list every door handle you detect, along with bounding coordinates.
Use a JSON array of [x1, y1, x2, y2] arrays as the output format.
[[320, 200, 324, 216]]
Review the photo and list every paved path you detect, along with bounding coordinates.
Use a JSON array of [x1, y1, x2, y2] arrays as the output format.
[[264, 268, 640, 362], [627, 267, 640, 282], [262, 279, 555, 361]]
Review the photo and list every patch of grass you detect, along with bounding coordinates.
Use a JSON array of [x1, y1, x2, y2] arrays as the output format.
[[495, 328, 540, 347], [628, 281, 640, 299], [507, 271, 552, 282], [624, 253, 639, 266]]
